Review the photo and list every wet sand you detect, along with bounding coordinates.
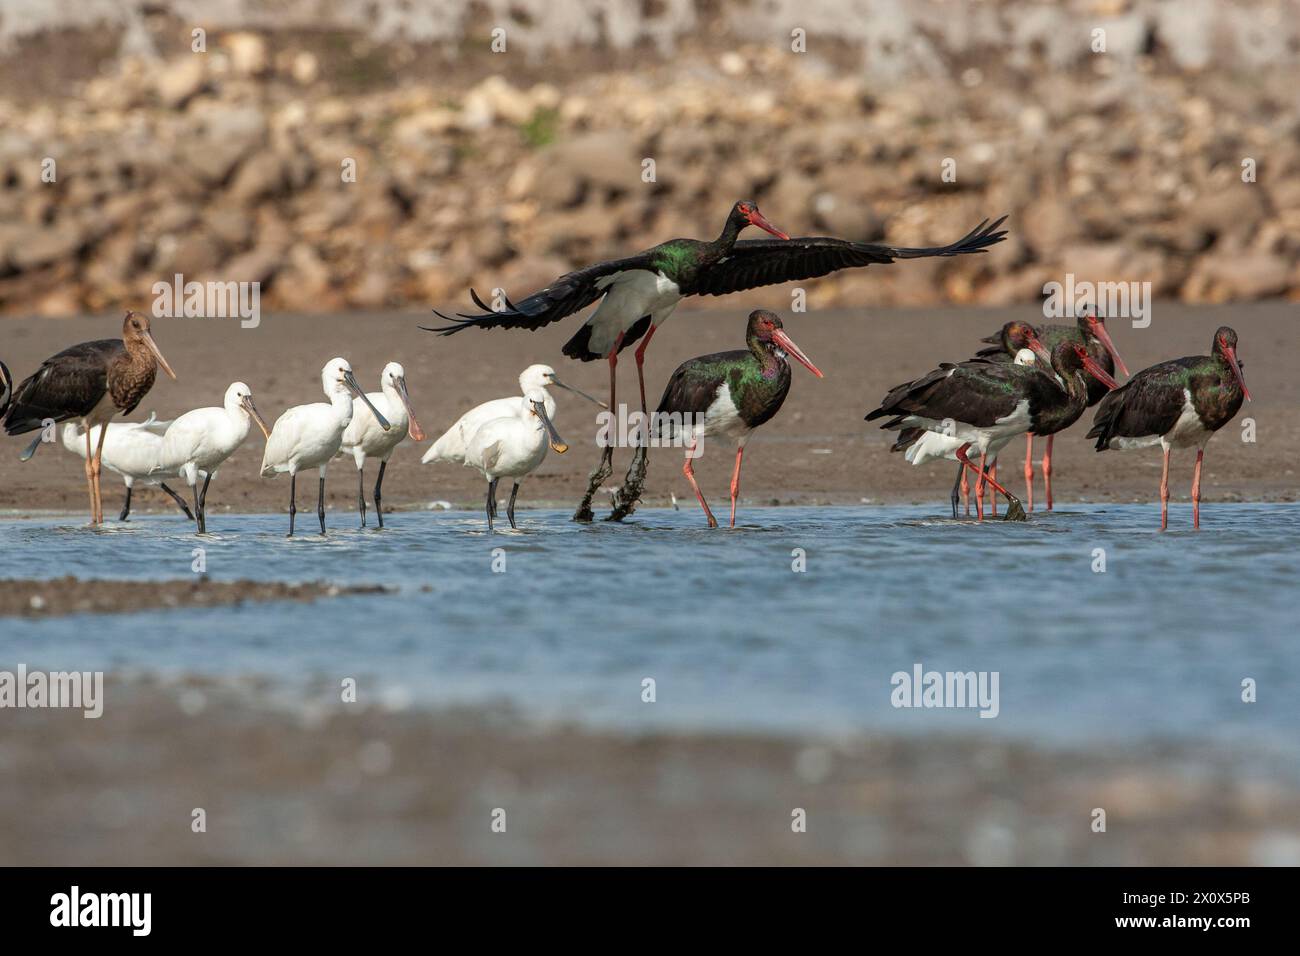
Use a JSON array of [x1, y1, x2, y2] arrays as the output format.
[[1, 678, 1295, 865], [0, 577, 389, 617], [2, 304, 1294, 516]]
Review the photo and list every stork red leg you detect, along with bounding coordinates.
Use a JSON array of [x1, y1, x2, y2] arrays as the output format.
[[956, 444, 1026, 521], [1043, 434, 1054, 510], [1192, 448, 1204, 530], [1023, 435, 1034, 513], [989, 461, 998, 517], [973, 453, 987, 521], [729, 444, 745, 528], [633, 322, 657, 414], [572, 333, 625, 522], [961, 466, 970, 516], [682, 442, 717, 528], [91, 420, 109, 525], [1159, 446, 1170, 531], [82, 427, 96, 524]]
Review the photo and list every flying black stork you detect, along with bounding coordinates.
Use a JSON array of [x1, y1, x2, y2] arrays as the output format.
[[1086, 326, 1250, 531], [3, 311, 177, 525], [866, 338, 1118, 521], [653, 309, 822, 528], [975, 305, 1129, 511], [427, 202, 1008, 522]]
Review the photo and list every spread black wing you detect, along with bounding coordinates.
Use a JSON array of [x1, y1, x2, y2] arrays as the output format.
[[423, 252, 657, 335], [2, 339, 120, 435], [684, 216, 1007, 298], [1087, 359, 1195, 450]]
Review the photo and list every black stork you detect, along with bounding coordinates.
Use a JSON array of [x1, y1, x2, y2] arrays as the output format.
[[1086, 326, 1250, 531], [653, 309, 823, 528], [975, 305, 1129, 511], [427, 202, 1008, 522], [866, 339, 1118, 521], [3, 311, 177, 525]]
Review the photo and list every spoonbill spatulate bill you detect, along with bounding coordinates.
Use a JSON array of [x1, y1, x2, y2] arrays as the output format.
[[155, 382, 271, 533], [867, 338, 1119, 521], [260, 358, 390, 536], [976, 305, 1130, 511], [2, 311, 176, 526], [422, 364, 604, 470], [463, 386, 568, 531], [1087, 326, 1250, 530], [428, 202, 1007, 523], [653, 309, 823, 529], [61, 416, 195, 521], [339, 362, 427, 528]]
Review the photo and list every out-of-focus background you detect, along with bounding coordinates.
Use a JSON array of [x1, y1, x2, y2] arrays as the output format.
[[1, 0, 1299, 317]]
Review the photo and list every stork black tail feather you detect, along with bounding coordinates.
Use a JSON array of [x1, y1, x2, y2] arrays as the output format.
[[889, 215, 1009, 259]]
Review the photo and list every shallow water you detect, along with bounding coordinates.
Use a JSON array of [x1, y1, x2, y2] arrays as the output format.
[[2, 504, 1297, 760]]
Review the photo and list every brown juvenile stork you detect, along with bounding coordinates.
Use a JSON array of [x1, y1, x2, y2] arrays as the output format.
[[3, 311, 177, 525]]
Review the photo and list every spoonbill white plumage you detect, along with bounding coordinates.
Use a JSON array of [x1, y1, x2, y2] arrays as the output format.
[[260, 358, 390, 536], [463, 386, 568, 530], [61, 416, 196, 521], [422, 364, 603, 468], [155, 382, 271, 533], [338, 362, 426, 528]]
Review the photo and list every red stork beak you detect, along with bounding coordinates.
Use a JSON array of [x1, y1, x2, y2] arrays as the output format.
[[1222, 345, 1252, 401], [749, 207, 790, 241], [1088, 319, 1130, 378], [1079, 349, 1120, 391], [772, 329, 823, 378]]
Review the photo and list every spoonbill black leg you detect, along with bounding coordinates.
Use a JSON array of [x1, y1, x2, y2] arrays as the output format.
[[316, 471, 327, 535], [682, 442, 717, 529], [1192, 448, 1204, 530], [374, 461, 387, 529], [1023, 435, 1035, 513], [119, 486, 133, 522], [956, 444, 1026, 521], [288, 473, 297, 537], [197, 473, 211, 534], [357, 467, 367, 527], [1043, 435, 1055, 510], [159, 482, 195, 520], [573, 336, 624, 522], [949, 462, 964, 519], [486, 477, 499, 530], [507, 482, 520, 529], [728, 445, 745, 528]]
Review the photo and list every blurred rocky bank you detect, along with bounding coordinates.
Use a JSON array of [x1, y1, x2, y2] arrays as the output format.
[[0, 0, 1298, 317]]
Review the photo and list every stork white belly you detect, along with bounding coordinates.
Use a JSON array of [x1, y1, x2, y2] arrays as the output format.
[[682, 382, 751, 446], [586, 270, 682, 356], [1163, 389, 1213, 449], [899, 400, 1031, 457]]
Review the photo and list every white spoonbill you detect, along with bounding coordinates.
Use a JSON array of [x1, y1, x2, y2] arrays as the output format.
[[422, 364, 603, 468], [464, 386, 568, 530], [338, 362, 426, 528], [891, 348, 1042, 518], [260, 358, 390, 536], [61, 415, 195, 521], [154, 382, 271, 533]]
